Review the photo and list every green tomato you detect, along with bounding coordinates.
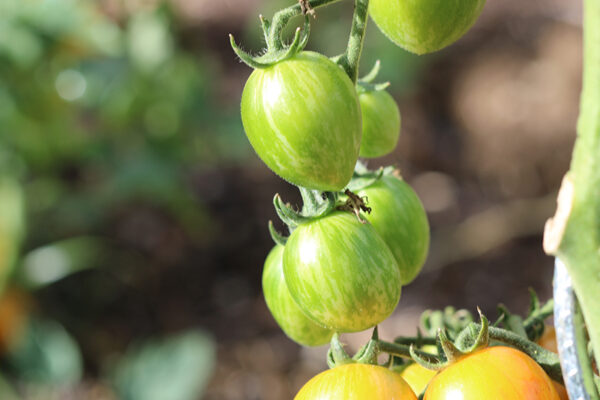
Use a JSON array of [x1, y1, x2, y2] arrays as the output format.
[[283, 211, 401, 332], [358, 89, 401, 158], [262, 245, 334, 347], [369, 0, 486, 55], [241, 51, 362, 191], [358, 175, 429, 285]]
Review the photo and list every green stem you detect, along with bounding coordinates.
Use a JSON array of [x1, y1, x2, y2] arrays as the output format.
[[338, 0, 370, 82], [268, 0, 346, 50], [575, 301, 600, 398], [377, 340, 440, 363], [545, 0, 600, 373]]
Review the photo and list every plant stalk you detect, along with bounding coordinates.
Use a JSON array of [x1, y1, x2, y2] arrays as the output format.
[[338, 0, 370, 82], [544, 0, 600, 375]]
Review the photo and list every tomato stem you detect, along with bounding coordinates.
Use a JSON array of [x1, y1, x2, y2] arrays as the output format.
[[337, 0, 369, 82], [268, 0, 345, 51]]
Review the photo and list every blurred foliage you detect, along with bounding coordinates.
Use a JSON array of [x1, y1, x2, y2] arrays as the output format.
[[0, 0, 250, 249], [110, 331, 215, 400], [0, 0, 227, 396], [5, 318, 83, 385]]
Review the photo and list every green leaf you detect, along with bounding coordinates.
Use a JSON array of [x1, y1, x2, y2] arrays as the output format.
[[6, 318, 83, 385], [18, 236, 107, 290], [111, 330, 215, 400]]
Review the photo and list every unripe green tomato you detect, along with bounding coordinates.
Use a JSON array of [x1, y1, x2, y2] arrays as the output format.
[[358, 175, 429, 285], [283, 211, 401, 332], [241, 51, 362, 191], [369, 0, 486, 55], [358, 89, 401, 158], [262, 245, 333, 347]]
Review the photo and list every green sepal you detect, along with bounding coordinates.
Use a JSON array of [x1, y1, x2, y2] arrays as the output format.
[[359, 60, 381, 83], [268, 220, 287, 246], [409, 344, 447, 371], [353, 327, 380, 365], [327, 333, 353, 369], [229, 16, 310, 70], [497, 304, 528, 339], [273, 194, 310, 230]]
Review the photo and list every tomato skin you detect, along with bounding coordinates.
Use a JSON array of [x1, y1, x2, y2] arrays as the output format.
[[358, 89, 401, 158], [295, 363, 418, 400], [424, 346, 560, 400], [283, 211, 401, 332], [262, 245, 333, 347], [369, 0, 486, 55], [241, 51, 362, 191], [537, 326, 569, 400], [358, 175, 429, 285], [400, 363, 437, 396]]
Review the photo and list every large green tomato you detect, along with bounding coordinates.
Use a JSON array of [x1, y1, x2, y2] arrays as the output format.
[[262, 245, 333, 347], [358, 89, 401, 158], [241, 51, 362, 191], [358, 175, 429, 285], [283, 211, 401, 332], [369, 0, 486, 55]]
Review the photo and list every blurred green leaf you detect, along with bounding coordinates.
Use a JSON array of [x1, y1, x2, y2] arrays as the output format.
[[0, 373, 19, 400], [111, 330, 215, 400], [6, 318, 83, 385], [18, 236, 109, 290]]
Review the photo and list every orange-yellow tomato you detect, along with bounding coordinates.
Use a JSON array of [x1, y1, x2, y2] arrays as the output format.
[[295, 363, 417, 400], [537, 326, 569, 400], [424, 346, 560, 400], [400, 363, 437, 395], [538, 326, 558, 353]]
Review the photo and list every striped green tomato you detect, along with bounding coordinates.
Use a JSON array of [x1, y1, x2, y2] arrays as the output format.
[[240, 51, 362, 191], [283, 211, 401, 332], [358, 88, 401, 158], [262, 245, 333, 347], [358, 175, 429, 285], [369, 0, 486, 55]]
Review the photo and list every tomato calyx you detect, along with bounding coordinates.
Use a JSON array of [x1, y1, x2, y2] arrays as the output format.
[[229, 15, 311, 69], [410, 309, 490, 371], [327, 328, 381, 369], [271, 188, 340, 242], [420, 306, 474, 338], [356, 59, 392, 94], [344, 162, 396, 193], [496, 289, 555, 343]]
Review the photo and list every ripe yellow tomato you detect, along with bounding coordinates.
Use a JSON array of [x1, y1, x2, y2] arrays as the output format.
[[424, 346, 560, 400], [295, 363, 417, 399], [400, 363, 437, 395], [537, 326, 569, 400], [538, 326, 558, 353]]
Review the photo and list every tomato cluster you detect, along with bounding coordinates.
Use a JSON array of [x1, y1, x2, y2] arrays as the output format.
[[296, 346, 562, 399], [263, 171, 430, 343]]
